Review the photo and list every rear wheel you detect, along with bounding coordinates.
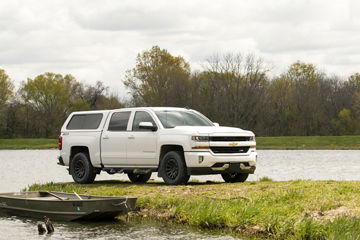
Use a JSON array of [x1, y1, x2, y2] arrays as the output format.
[[221, 173, 249, 183], [70, 152, 96, 184], [160, 151, 189, 185], [127, 172, 152, 183]]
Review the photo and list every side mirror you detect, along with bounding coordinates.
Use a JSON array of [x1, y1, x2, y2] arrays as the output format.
[[213, 122, 220, 127], [139, 122, 158, 131]]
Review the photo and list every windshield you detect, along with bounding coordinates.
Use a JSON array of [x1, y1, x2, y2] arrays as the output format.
[[155, 110, 214, 128]]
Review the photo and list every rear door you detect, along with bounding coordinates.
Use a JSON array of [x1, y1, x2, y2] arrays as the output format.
[[100, 111, 131, 166], [126, 110, 158, 167]]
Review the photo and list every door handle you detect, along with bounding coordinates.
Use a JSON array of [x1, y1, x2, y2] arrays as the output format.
[[103, 135, 109, 139], [128, 135, 135, 139]]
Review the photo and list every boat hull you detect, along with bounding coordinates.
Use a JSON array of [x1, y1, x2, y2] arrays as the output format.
[[0, 191, 137, 221]]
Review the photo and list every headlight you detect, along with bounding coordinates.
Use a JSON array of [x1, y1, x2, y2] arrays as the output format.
[[249, 136, 256, 141], [191, 136, 209, 141]]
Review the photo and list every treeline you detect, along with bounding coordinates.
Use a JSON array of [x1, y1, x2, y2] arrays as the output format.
[[0, 71, 123, 138], [125, 46, 360, 136], [1, 46, 360, 138]]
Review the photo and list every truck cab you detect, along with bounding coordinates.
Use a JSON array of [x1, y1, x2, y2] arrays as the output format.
[[58, 107, 257, 185]]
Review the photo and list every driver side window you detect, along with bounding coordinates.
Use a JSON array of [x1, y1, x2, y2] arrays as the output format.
[[132, 111, 156, 131]]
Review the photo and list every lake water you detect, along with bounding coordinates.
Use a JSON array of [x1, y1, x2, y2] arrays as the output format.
[[0, 149, 359, 239], [0, 216, 235, 240]]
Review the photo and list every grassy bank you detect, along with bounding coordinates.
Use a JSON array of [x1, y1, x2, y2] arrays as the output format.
[[1, 136, 360, 150], [0, 138, 57, 149], [29, 180, 360, 239], [256, 135, 360, 150]]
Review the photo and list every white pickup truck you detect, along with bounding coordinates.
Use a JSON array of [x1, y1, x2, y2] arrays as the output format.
[[58, 107, 257, 185]]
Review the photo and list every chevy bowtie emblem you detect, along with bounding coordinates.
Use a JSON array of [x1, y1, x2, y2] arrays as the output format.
[[229, 142, 238, 146]]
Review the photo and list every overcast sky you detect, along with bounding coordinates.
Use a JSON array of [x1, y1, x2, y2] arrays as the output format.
[[1, 0, 359, 97]]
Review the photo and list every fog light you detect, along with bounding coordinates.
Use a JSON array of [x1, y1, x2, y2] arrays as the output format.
[[198, 156, 204, 164]]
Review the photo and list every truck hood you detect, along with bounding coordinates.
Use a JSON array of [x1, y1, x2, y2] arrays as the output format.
[[166, 126, 254, 136]]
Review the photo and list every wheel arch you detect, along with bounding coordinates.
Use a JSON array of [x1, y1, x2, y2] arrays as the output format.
[[158, 144, 186, 177], [70, 146, 90, 161], [69, 146, 92, 174]]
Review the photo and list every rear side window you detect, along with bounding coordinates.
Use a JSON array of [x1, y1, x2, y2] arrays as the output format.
[[108, 111, 131, 131], [66, 114, 103, 130]]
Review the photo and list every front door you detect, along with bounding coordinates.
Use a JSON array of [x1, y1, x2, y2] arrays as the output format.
[[101, 111, 131, 166], [126, 111, 158, 167]]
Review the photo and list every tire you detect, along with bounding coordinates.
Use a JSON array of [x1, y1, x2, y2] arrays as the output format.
[[160, 151, 189, 185], [127, 172, 152, 183], [221, 172, 249, 183], [70, 152, 96, 184], [184, 174, 191, 183]]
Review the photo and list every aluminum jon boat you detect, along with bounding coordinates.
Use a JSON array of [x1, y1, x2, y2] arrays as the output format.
[[0, 191, 137, 221]]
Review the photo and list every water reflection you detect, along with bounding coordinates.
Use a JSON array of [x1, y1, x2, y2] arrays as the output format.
[[0, 215, 236, 240], [1, 149, 360, 193]]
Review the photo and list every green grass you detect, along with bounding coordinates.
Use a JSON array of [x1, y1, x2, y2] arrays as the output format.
[[256, 135, 360, 150], [259, 176, 273, 182], [1, 135, 360, 150], [0, 138, 57, 149], [28, 180, 360, 239]]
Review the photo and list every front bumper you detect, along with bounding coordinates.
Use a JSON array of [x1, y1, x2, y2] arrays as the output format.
[[184, 150, 257, 175]]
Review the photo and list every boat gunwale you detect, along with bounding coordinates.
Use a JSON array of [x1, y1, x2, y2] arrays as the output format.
[[0, 191, 137, 203]]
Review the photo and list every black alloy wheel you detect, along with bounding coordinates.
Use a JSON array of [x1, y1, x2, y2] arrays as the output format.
[[74, 160, 85, 179], [165, 158, 179, 180]]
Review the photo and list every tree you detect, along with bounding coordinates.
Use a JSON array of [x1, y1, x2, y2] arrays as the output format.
[[0, 69, 14, 106], [348, 73, 360, 126], [278, 62, 326, 135], [332, 108, 359, 135], [0, 69, 14, 137], [124, 46, 191, 106], [348, 73, 360, 89], [199, 53, 269, 134], [92, 94, 124, 110], [19, 73, 88, 137], [267, 77, 292, 135], [83, 81, 107, 109], [76, 81, 123, 110]]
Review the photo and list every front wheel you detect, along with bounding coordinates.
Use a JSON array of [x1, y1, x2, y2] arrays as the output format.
[[127, 172, 152, 183], [70, 152, 96, 184], [221, 173, 249, 183], [160, 151, 189, 185]]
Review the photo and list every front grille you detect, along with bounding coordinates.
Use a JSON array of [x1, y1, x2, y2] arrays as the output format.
[[210, 136, 251, 142], [210, 146, 250, 154]]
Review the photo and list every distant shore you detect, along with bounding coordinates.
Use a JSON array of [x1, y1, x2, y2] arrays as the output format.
[[28, 180, 360, 239], [0, 138, 57, 149], [257, 135, 360, 150], [1, 136, 360, 150]]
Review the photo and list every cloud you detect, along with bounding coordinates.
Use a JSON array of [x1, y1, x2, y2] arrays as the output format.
[[0, 0, 359, 98], [73, 6, 181, 31]]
